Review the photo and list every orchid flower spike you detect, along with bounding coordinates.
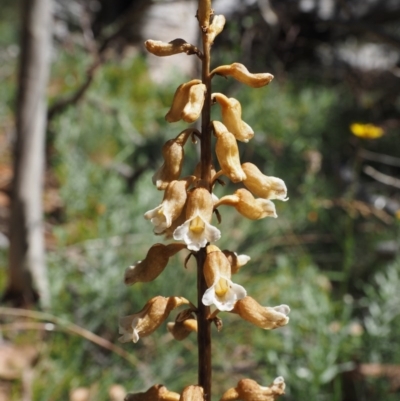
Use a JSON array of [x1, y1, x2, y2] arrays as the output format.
[[213, 93, 254, 142], [211, 63, 274, 88], [220, 377, 285, 401], [173, 187, 221, 251], [207, 15, 226, 44], [202, 245, 246, 311], [144, 177, 195, 234], [232, 296, 290, 330], [145, 38, 200, 57], [222, 250, 251, 275], [165, 79, 205, 123], [152, 130, 193, 190], [119, 296, 189, 343], [214, 188, 277, 219], [242, 162, 288, 201], [124, 243, 187, 286], [213, 121, 246, 183], [125, 384, 180, 401], [180, 386, 204, 401]]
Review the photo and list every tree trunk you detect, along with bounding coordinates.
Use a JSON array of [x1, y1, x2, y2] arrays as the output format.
[[4, 0, 53, 308]]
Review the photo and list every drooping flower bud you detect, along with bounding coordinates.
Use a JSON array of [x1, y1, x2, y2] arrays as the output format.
[[214, 188, 277, 219], [220, 377, 285, 401], [152, 130, 193, 190], [124, 243, 187, 286], [173, 187, 221, 251], [213, 93, 254, 142], [182, 83, 207, 123], [202, 245, 246, 311], [207, 15, 226, 44], [119, 296, 189, 343], [242, 163, 288, 201], [211, 63, 274, 88], [197, 0, 212, 32], [232, 296, 290, 330], [145, 38, 200, 57], [167, 310, 198, 341], [144, 177, 195, 233], [125, 384, 180, 401], [165, 80, 202, 123], [180, 385, 204, 401], [213, 121, 246, 183], [222, 250, 251, 274]]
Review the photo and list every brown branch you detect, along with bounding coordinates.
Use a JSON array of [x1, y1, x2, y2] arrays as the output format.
[[363, 165, 400, 189], [359, 149, 400, 168], [0, 307, 139, 366]]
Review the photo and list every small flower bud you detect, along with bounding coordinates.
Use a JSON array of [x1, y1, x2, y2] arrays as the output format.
[[197, 0, 212, 32], [125, 384, 180, 401], [152, 130, 192, 190], [145, 38, 200, 57], [242, 163, 288, 201], [173, 187, 221, 251], [119, 296, 189, 343], [213, 121, 246, 183], [207, 15, 226, 44], [215, 188, 277, 219], [166, 80, 202, 123], [220, 377, 285, 401], [222, 250, 251, 274], [232, 296, 290, 330], [211, 63, 274, 88], [182, 83, 206, 123], [124, 243, 187, 286], [167, 318, 198, 341], [144, 177, 194, 233], [213, 93, 254, 142], [180, 385, 204, 401]]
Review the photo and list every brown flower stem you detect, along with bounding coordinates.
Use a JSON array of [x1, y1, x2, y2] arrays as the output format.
[[197, 1, 213, 400]]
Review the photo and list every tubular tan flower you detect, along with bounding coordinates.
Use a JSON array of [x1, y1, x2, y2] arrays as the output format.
[[119, 296, 189, 343], [222, 250, 251, 274], [124, 243, 187, 286], [215, 188, 277, 219], [207, 15, 226, 44], [165, 79, 202, 123], [242, 163, 288, 201], [220, 377, 285, 401], [213, 93, 254, 142], [125, 384, 180, 401], [197, 0, 212, 32], [173, 187, 221, 251], [180, 385, 204, 401], [182, 83, 207, 123], [145, 38, 200, 57], [213, 121, 246, 183], [202, 245, 246, 311], [167, 318, 198, 341], [232, 296, 290, 330], [152, 130, 193, 190], [144, 177, 194, 233], [211, 63, 274, 88]]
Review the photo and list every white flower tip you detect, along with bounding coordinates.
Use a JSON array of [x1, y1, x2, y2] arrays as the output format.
[[237, 254, 251, 266], [273, 304, 290, 316], [273, 376, 285, 385]]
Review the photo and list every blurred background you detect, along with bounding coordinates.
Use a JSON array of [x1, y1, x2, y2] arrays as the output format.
[[0, 0, 399, 400]]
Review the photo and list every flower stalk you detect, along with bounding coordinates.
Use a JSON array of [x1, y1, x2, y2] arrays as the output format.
[[121, 0, 290, 399]]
